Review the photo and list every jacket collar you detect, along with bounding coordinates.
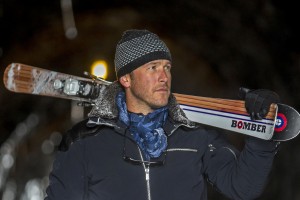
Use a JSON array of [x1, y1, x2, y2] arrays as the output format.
[[87, 81, 197, 132]]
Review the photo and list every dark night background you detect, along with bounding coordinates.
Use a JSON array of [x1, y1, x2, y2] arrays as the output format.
[[0, 0, 300, 199]]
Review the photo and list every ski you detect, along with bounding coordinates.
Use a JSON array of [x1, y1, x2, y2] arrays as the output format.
[[3, 63, 110, 103], [3, 63, 300, 141]]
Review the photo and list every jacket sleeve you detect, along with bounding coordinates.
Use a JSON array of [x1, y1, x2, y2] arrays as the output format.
[[45, 140, 88, 200], [202, 131, 278, 200]]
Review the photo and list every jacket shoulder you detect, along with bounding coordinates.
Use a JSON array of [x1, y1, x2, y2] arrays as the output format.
[[58, 119, 105, 151]]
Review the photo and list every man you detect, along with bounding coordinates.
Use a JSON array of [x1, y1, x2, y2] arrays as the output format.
[[45, 29, 280, 200]]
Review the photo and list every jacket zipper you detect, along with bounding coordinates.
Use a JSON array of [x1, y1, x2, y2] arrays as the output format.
[[138, 148, 151, 200], [145, 166, 151, 200], [132, 123, 195, 200]]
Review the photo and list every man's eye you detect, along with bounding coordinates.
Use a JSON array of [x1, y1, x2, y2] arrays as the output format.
[[164, 66, 171, 71], [148, 66, 156, 70]]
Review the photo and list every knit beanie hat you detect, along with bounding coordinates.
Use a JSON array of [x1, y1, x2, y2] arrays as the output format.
[[114, 29, 172, 79]]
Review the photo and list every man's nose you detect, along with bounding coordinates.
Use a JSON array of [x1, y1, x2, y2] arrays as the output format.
[[159, 69, 168, 82]]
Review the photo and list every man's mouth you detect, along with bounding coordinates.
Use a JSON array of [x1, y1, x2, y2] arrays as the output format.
[[155, 87, 169, 92]]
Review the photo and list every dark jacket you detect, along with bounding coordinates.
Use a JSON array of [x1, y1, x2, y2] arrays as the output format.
[[45, 82, 278, 200]]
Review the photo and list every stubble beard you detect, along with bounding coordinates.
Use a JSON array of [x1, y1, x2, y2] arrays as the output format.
[[130, 85, 170, 112]]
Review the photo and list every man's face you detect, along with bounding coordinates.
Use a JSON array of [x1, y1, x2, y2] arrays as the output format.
[[122, 59, 172, 114]]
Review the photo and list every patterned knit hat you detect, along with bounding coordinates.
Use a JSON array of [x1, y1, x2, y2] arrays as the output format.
[[114, 29, 172, 79]]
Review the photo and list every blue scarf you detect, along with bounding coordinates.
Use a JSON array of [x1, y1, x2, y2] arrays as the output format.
[[116, 91, 168, 160]]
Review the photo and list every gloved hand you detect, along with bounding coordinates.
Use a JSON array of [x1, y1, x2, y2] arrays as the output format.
[[59, 119, 102, 151], [239, 87, 280, 120]]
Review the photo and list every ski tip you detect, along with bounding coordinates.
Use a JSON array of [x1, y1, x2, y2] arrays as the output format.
[[3, 63, 35, 93], [3, 63, 14, 91], [272, 103, 300, 141]]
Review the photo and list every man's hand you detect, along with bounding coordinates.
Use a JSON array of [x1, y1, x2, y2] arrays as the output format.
[[239, 87, 280, 120]]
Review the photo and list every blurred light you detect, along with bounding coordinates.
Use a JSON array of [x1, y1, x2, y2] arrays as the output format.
[[0, 141, 14, 154], [26, 114, 40, 129], [2, 154, 14, 169], [50, 132, 62, 146], [23, 179, 43, 200], [65, 27, 78, 39], [2, 180, 17, 200], [91, 60, 108, 79], [61, 0, 77, 39], [41, 140, 54, 155], [15, 123, 28, 138]]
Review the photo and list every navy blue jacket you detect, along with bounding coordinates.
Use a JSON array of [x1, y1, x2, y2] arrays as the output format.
[[45, 83, 278, 200]]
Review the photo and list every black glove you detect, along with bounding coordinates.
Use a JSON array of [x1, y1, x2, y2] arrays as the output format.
[[239, 87, 280, 120], [59, 119, 102, 151]]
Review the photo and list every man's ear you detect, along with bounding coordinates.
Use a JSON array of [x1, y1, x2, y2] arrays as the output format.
[[119, 74, 131, 88]]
